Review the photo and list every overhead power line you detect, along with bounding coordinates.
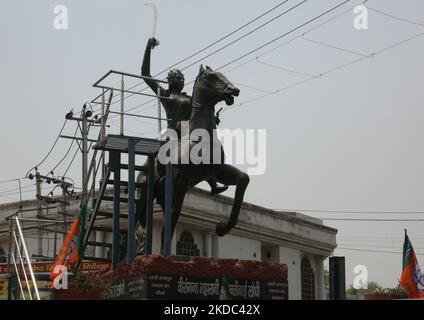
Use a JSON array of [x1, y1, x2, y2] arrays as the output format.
[[230, 0, 364, 68], [177, 0, 310, 74], [228, 29, 424, 111], [104, 1, 371, 126], [62, 145, 80, 177], [132, 0, 355, 118], [275, 209, 424, 214], [338, 242, 424, 250], [105, 0, 312, 124], [337, 246, 424, 256], [323, 218, 424, 222], [45, 121, 96, 196], [118, 0, 357, 119], [215, 0, 352, 71], [47, 123, 79, 177], [151, 0, 293, 77], [225, 1, 424, 111], [339, 235, 424, 240], [0, 194, 19, 201], [301, 35, 371, 57], [338, 238, 420, 243], [0, 177, 27, 185], [92, 0, 295, 113], [367, 6, 424, 27], [214, 0, 367, 109], [25, 119, 68, 177], [0, 184, 36, 196]]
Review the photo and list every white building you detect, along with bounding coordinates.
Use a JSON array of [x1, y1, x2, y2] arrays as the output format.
[[0, 187, 337, 300]]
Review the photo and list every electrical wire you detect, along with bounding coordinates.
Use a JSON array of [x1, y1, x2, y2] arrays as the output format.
[[367, 6, 424, 27], [116, 0, 356, 118], [0, 177, 27, 185], [219, 0, 366, 76], [176, 0, 311, 75], [96, 0, 373, 128], [339, 235, 424, 240], [215, 0, 352, 72], [105, 1, 312, 122], [89, 0, 296, 113], [322, 218, 424, 222], [0, 194, 19, 201], [233, 82, 276, 95], [25, 119, 68, 177], [275, 209, 424, 214], [227, 28, 424, 111], [0, 184, 36, 196], [47, 123, 79, 176], [338, 243, 424, 251], [301, 35, 371, 57], [257, 59, 320, 78], [62, 145, 80, 177], [337, 246, 424, 256], [222, 0, 424, 111]]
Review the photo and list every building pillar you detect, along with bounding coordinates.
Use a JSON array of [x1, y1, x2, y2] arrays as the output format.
[[211, 234, 219, 258], [95, 231, 104, 258], [202, 232, 213, 257], [279, 247, 301, 300], [171, 227, 178, 255], [315, 256, 326, 300]]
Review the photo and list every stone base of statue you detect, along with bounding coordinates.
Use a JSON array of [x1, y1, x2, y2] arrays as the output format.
[[52, 255, 288, 300]]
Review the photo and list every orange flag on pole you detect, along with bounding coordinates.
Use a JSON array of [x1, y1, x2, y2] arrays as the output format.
[[50, 203, 87, 281], [400, 229, 424, 298]]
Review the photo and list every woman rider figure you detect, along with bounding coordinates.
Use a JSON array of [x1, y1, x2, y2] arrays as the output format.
[[141, 37, 228, 195]]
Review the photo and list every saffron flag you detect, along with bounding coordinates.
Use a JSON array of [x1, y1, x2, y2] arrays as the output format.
[[400, 229, 424, 298], [49, 203, 87, 281]]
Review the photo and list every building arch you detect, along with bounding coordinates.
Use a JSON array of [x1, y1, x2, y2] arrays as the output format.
[[176, 231, 200, 256]]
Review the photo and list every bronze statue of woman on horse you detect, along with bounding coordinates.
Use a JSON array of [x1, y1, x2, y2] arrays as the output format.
[[135, 38, 249, 253]]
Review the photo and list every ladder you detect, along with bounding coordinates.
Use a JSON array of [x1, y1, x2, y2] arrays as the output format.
[[81, 135, 163, 268]]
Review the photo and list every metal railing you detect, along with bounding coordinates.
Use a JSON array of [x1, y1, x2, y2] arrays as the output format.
[[83, 70, 173, 208], [92, 69, 169, 140], [9, 216, 40, 300]]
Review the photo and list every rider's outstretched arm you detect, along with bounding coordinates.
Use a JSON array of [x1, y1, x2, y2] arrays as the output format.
[[142, 38, 165, 96]]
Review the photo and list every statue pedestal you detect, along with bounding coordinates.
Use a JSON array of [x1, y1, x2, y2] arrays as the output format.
[[53, 255, 288, 300]]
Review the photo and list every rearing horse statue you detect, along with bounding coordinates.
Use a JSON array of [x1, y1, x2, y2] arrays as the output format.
[[136, 65, 249, 248]]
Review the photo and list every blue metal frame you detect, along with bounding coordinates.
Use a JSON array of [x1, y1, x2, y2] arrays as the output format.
[[85, 134, 173, 269], [164, 163, 173, 256], [127, 140, 136, 262], [110, 151, 121, 269]]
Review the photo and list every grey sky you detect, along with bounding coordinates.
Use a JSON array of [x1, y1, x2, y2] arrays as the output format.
[[1, 0, 424, 288]]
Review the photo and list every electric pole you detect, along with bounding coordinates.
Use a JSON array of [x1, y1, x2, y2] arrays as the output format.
[[82, 104, 88, 195], [35, 171, 43, 258], [61, 105, 98, 196]]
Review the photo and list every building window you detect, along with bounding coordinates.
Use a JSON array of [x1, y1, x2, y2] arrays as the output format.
[[301, 257, 315, 300], [176, 231, 200, 256]]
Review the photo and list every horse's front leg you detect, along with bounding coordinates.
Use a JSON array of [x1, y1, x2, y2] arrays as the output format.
[[213, 164, 250, 236]]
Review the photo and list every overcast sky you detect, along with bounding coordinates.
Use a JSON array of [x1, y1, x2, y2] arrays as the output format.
[[1, 0, 424, 288]]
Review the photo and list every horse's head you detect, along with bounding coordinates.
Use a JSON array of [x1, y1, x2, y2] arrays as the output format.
[[194, 65, 240, 106]]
